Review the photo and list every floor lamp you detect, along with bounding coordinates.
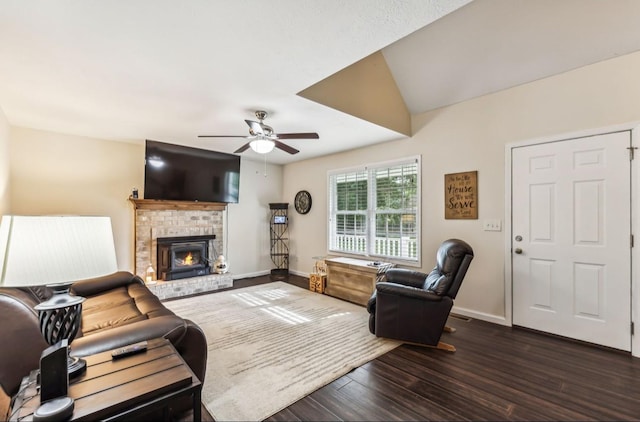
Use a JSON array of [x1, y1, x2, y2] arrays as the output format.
[[0, 215, 118, 420]]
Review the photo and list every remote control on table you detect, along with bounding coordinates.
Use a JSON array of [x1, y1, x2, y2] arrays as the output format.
[[111, 340, 148, 359]]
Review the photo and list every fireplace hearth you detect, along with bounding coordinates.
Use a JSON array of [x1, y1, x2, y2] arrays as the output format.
[[157, 235, 216, 281]]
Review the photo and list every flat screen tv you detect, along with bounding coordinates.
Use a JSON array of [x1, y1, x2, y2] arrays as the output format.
[[144, 140, 241, 203]]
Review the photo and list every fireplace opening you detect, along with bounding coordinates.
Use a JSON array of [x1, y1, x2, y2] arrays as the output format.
[[157, 235, 216, 280]]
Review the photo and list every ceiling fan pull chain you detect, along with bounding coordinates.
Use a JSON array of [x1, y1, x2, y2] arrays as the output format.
[[264, 154, 268, 177]]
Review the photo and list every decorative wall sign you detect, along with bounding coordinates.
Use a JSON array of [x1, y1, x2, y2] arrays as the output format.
[[444, 171, 478, 219]]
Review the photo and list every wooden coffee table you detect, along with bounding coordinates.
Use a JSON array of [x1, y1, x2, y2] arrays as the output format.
[[9, 338, 202, 421]]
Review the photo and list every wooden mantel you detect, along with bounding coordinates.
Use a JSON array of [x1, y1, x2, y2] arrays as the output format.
[[128, 197, 228, 211]]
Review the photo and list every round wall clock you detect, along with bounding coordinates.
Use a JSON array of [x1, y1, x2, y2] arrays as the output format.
[[294, 190, 312, 214]]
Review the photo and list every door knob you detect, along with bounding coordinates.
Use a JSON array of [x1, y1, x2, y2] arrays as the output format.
[[514, 248, 523, 254]]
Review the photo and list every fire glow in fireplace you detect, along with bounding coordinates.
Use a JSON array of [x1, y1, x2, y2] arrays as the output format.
[[157, 235, 216, 280]]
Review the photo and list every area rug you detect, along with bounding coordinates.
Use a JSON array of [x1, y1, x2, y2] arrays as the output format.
[[163, 281, 401, 421]]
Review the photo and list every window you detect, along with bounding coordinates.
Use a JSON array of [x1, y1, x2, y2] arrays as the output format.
[[328, 156, 420, 263]]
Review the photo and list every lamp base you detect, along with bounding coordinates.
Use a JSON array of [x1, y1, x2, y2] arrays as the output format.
[[33, 396, 74, 422], [68, 355, 86, 379], [34, 284, 87, 379]]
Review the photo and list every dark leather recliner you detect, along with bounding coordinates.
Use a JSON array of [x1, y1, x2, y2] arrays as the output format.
[[367, 238, 474, 352]]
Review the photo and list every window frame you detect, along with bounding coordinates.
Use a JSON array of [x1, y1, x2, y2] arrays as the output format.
[[327, 155, 421, 266]]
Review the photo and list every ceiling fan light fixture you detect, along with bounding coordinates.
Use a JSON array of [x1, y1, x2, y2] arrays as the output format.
[[199, 110, 318, 155], [249, 137, 275, 154]]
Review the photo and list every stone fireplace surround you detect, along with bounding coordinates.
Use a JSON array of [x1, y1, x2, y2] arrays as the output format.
[[131, 199, 233, 299]]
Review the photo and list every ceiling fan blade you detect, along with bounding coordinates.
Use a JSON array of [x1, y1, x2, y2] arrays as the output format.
[[234, 142, 251, 153], [274, 140, 299, 155], [276, 132, 319, 140], [198, 135, 247, 138], [244, 119, 265, 136]]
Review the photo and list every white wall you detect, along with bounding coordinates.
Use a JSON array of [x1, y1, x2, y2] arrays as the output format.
[[226, 158, 283, 277], [9, 127, 143, 270], [8, 128, 283, 278], [0, 106, 9, 215], [284, 50, 640, 323]]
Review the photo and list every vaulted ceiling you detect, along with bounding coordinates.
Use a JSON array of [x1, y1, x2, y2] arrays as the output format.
[[1, 0, 640, 164]]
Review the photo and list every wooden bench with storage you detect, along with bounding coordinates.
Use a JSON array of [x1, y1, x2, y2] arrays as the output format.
[[324, 257, 394, 306]]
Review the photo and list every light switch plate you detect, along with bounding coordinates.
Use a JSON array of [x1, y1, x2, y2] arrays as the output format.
[[483, 219, 502, 232]]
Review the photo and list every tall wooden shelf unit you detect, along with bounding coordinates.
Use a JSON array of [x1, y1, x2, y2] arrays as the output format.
[[269, 203, 289, 278]]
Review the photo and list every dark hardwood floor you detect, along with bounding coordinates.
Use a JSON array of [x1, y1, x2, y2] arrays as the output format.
[[177, 274, 640, 421]]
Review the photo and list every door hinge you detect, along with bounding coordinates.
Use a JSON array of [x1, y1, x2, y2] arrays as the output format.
[[632, 322, 635, 336], [628, 146, 638, 160], [631, 234, 635, 248]]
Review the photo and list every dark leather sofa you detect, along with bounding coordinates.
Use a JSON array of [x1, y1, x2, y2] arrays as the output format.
[[0, 271, 207, 418]]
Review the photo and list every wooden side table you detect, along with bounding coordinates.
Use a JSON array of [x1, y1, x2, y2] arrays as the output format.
[[9, 338, 202, 421], [325, 257, 395, 305]]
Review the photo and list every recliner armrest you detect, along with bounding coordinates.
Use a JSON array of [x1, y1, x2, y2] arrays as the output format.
[[384, 269, 429, 288], [376, 282, 443, 301], [366, 289, 377, 314], [71, 271, 143, 297]]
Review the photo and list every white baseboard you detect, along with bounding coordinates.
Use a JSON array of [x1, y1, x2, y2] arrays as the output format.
[[451, 305, 509, 326], [232, 269, 310, 280], [231, 269, 309, 280], [230, 270, 271, 280]]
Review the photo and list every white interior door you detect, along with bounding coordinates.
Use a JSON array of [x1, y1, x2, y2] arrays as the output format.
[[512, 131, 632, 351]]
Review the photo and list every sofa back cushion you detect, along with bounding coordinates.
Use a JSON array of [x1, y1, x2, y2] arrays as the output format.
[[80, 283, 175, 336], [80, 287, 148, 335]]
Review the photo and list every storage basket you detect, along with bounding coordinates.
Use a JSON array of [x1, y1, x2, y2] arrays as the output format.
[[309, 273, 326, 293]]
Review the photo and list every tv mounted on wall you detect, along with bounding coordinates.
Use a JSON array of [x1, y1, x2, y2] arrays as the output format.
[[144, 139, 241, 203]]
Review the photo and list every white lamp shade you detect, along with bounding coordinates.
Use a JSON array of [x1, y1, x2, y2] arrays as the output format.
[[249, 138, 275, 154], [0, 215, 118, 287]]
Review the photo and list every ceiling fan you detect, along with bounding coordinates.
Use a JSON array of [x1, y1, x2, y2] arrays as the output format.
[[198, 110, 319, 154]]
